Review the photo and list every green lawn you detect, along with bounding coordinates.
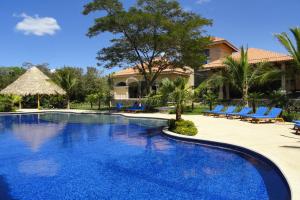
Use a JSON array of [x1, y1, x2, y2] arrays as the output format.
[[70, 102, 110, 111], [169, 105, 209, 115]]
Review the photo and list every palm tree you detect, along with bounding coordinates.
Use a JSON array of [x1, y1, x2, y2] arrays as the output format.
[[11, 95, 22, 110], [275, 27, 300, 70], [202, 91, 218, 111], [248, 92, 264, 113], [56, 72, 77, 109], [159, 77, 191, 120], [200, 47, 281, 105]]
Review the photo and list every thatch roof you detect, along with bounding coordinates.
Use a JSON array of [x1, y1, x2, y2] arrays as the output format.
[[0, 67, 66, 96]]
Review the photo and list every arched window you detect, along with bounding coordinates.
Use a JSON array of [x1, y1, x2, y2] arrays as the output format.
[[116, 82, 126, 87], [128, 82, 139, 98]]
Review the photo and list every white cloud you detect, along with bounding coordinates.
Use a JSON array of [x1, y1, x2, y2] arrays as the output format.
[[196, 0, 211, 5], [15, 13, 60, 36], [183, 6, 192, 12]]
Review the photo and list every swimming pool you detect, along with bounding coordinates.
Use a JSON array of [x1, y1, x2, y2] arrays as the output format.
[[0, 113, 290, 200]]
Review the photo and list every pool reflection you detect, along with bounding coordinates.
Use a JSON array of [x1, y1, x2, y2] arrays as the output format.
[[18, 159, 59, 177], [12, 123, 65, 152]]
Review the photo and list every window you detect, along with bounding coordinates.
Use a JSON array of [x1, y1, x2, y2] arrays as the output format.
[[116, 82, 126, 87], [204, 49, 210, 64], [128, 82, 139, 98]]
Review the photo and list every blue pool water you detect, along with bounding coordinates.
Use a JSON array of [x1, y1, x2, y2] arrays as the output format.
[[0, 113, 290, 200]]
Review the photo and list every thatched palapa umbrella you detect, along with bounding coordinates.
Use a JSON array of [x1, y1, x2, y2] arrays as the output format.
[[0, 67, 66, 109]]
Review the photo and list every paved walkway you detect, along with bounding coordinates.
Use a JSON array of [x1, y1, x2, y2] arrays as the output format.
[[5, 109, 300, 199]]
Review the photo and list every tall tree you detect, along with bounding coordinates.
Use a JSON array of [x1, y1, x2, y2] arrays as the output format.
[[275, 27, 300, 70], [198, 47, 281, 105], [54, 67, 86, 102], [55, 71, 77, 109], [84, 67, 101, 95], [0, 67, 25, 90], [83, 0, 211, 94]]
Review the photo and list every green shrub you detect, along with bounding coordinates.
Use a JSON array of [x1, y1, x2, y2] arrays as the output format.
[[168, 119, 198, 136], [142, 94, 165, 111], [282, 111, 300, 122], [0, 95, 14, 112]]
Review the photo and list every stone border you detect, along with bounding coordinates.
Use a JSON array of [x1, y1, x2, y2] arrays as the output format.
[[0, 110, 293, 199]]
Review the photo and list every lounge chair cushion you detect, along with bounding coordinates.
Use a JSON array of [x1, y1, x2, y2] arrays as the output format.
[[204, 105, 224, 113], [227, 107, 252, 116], [240, 107, 268, 118], [213, 106, 237, 115], [251, 108, 282, 119]]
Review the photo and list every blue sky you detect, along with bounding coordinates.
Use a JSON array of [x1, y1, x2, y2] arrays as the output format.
[[0, 0, 299, 72]]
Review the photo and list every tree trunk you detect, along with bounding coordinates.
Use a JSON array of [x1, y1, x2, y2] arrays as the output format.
[[98, 100, 101, 110], [37, 94, 41, 110], [225, 83, 230, 99], [90, 102, 93, 109], [243, 86, 249, 106], [67, 99, 70, 109], [209, 102, 213, 110], [252, 100, 256, 113], [176, 104, 182, 121], [145, 82, 152, 96]]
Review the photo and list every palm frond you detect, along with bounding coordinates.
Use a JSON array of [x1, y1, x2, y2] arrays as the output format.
[[159, 78, 175, 97], [251, 62, 282, 84], [275, 33, 295, 56], [275, 28, 300, 68], [224, 55, 243, 91], [290, 27, 300, 54], [196, 72, 224, 93]]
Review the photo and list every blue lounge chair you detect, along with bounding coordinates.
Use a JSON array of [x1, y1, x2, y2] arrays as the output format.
[[250, 107, 283, 123], [240, 106, 269, 119], [294, 122, 300, 134], [116, 103, 123, 111], [292, 120, 300, 124], [127, 104, 145, 112], [212, 106, 237, 116], [203, 105, 224, 115], [226, 107, 252, 118]]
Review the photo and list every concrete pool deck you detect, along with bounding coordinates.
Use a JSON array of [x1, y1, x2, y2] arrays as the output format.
[[2, 109, 299, 199]]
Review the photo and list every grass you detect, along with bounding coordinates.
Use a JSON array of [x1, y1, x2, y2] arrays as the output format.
[[70, 102, 110, 111], [169, 105, 209, 115]]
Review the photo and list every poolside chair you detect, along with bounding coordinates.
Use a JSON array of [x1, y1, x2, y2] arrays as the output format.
[[127, 104, 145, 112], [292, 120, 300, 124], [116, 103, 123, 111], [240, 106, 269, 120], [226, 107, 252, 119], [292, 120, 300, 130], [294, 122, 300, 135], [249, 107, 283, 123], [212, 106, 237, 117], [203, 105, 224, 115]]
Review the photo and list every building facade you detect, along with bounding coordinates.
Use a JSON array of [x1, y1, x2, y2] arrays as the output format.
[[112, 37, 299, 101]]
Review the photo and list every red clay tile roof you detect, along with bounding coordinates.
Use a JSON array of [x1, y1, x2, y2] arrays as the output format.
[[113, 66, 192, 77], [210, 37, 239, 52], [203, 48, 293, 69], [211, 37, 226, 42]]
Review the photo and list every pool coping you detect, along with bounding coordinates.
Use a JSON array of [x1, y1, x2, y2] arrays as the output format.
[[0, 110, 294, 199]]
